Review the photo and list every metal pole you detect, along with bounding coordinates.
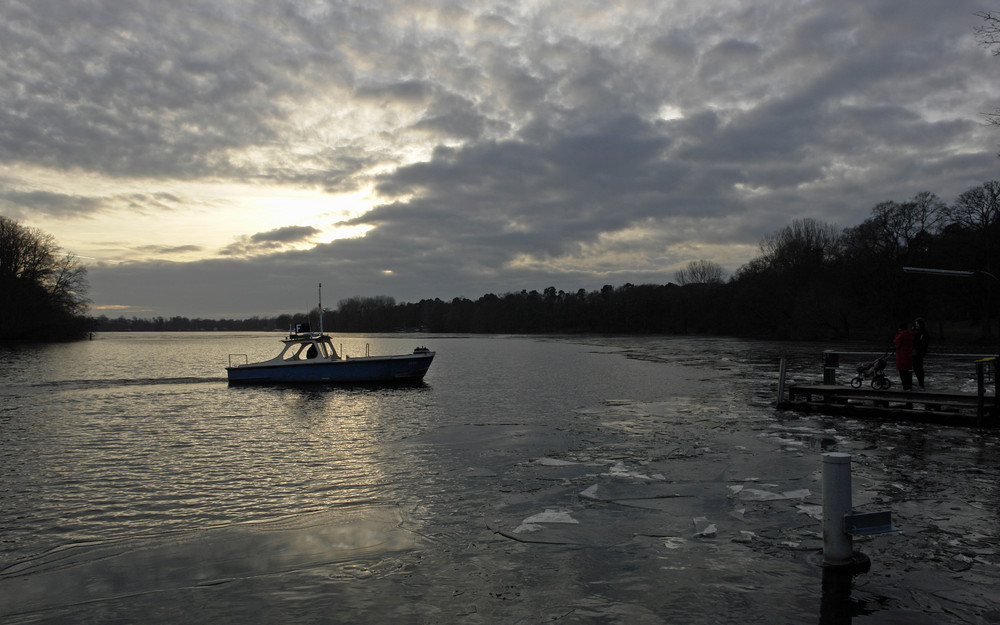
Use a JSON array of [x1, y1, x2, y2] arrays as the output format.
[[822, 453, 854, 566], [318, 282, 323, 335]]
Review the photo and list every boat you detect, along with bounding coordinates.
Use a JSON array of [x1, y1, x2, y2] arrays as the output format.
[[226, 284, 435, 385]]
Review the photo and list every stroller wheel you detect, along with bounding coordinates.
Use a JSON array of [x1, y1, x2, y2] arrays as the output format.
[[851, 377, 862, 388]]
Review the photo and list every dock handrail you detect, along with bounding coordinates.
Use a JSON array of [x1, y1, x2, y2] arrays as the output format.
[[821, 350, 997, 359], [821, 350, 997, 385]]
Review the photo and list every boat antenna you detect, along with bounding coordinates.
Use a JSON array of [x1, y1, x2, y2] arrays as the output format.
[[318, 282, 323, 335]]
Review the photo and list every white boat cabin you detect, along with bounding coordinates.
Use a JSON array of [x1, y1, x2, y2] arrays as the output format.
[[275, 333, 340, 363]]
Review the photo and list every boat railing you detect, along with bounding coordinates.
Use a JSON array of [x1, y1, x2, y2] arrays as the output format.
[[228, 354, 249, 367], [340, 343, 371, 359]]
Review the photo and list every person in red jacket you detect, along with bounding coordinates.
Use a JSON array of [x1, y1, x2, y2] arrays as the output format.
[[893, 321, 916, 390]]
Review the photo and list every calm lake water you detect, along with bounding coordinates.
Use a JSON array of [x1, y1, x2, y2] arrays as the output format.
[[1, 333, 997, 624]]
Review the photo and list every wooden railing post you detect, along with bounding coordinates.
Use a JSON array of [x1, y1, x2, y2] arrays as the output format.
[[976, 361, 986, 427], [823, 351, 839, 385], [995, 358, 999, 424]]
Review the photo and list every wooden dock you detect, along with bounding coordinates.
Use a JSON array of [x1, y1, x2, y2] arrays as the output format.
[[777, 351, 998, 427], [779, 384, 996, 426]]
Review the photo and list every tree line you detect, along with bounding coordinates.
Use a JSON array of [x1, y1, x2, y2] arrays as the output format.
[[87, 180, 1000, 345]]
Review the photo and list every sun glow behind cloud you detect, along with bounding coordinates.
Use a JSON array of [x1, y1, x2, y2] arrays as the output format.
[[12, 173, 377, 264]]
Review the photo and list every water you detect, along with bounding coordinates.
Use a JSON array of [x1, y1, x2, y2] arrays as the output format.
[[1, 333, 997, 623]]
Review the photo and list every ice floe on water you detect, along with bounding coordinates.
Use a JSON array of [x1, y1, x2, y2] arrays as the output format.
[[603, 460, 665, 481], [692, 516, 717, 537], [660, 536, 688, 550], [796, 504, 824, 520], [727, 485, 812, 501], [512, 509, 579, 534], [533, 457, 579, 467]]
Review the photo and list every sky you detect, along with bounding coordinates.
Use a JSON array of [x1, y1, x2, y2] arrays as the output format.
[[2, 0, 1000, 319]]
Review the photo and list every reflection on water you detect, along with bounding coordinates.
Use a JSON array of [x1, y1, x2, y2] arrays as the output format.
[[1, 333, 998, 624], [1, 506, 421, 621]]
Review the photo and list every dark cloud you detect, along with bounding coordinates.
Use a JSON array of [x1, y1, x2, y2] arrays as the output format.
[[219, 224, 321, 257], [0, 188, 106, 218], [135, 244, 204, 255], [355, 80, 434, 104], [250, 225, 321, 243]]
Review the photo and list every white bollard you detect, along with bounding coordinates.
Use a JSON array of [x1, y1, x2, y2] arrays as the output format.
[[822, 452, 854, 566]]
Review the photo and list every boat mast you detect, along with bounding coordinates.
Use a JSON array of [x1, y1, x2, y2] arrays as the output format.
[[318, 282, 323, 335]]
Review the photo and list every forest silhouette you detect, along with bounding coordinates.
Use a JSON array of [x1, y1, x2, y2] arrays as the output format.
[[90, 181, 1000, 346]]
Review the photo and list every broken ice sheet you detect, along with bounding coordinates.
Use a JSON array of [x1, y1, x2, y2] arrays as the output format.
[[728, 485, 811, 501], [603, 461, 663, 481], [513, 509, 579, 534], [797, 504, 823, 520], [523, 509, 579, 524], [693, 516, 717, 537], [534, 457, 579, 467]]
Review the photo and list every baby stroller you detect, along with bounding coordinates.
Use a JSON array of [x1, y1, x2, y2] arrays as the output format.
[[850, 350, 892, 390]]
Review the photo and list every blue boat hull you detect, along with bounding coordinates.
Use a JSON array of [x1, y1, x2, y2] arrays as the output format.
[[227, 353, 434, 385]]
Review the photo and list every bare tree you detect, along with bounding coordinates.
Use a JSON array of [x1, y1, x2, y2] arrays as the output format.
[[907, 191, 948, 235], [0, 216, 89, 339], [674, 259, 726, 285], [976, 11, 1000, 53], [976, 11, 1000, 125], [758, 218, 841, 271], [948, 180, 1000, 232], [863, 192, 948, 254]]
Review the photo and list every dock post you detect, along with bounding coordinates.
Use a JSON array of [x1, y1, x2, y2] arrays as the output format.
[[777, 357, 787, 405], [822, 351, 839, 385], [822, 453, 854, 567], [977, 361, 986, 427]]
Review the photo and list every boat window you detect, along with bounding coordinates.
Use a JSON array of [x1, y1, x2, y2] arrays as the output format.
[[281, 344, 308, 361], [306, 344, 318, 359]]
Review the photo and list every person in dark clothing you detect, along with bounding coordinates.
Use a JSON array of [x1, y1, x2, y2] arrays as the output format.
[[894, 321, 916, 391], [912, 317, 929, 390]]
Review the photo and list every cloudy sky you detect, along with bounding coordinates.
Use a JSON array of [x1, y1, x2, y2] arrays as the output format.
[[2, 0, 999, 318]]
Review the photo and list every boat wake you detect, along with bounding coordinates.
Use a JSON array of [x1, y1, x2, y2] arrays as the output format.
[[3, 377, 227, 392]]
